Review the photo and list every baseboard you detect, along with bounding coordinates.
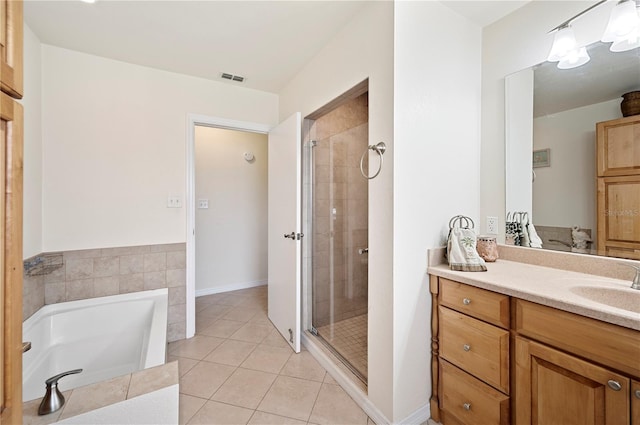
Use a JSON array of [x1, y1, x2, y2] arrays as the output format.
[[195, 280, 266, 297], [301, 331, 431, 425]]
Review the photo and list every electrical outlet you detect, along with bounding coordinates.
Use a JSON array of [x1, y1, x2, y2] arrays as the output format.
[[198, 199, 209, 209], [167, 196, 182, 208], [487, 216, 498, 234]]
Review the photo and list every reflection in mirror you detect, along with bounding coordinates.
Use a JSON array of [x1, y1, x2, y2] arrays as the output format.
[[505, 42, 640, 259]]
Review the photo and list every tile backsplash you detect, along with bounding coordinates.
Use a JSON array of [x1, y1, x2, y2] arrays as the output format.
[[23, 243, 186, 342]]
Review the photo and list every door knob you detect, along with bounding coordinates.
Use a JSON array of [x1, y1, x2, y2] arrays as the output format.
[[284, 232, 296, 239]]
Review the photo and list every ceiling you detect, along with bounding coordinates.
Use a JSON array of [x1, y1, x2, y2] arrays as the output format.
[[23, 0, 530, 94], [534, 42, 640, 117]]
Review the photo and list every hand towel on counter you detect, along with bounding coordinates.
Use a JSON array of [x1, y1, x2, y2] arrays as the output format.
[[447, 226, 487, 272]]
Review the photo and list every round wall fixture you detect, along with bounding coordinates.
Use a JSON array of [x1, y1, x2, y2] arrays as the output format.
[[243, 152, 255, 162]]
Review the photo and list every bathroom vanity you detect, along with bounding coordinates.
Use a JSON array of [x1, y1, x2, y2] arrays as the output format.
[[428, 251, 640, 425]]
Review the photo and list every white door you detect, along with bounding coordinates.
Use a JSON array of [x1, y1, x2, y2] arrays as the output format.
[[268, 112, 302, 353]]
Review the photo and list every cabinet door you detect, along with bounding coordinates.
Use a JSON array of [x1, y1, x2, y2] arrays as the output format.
[[597, 115, 640, 177], [0, 91, 23, 424], [0, 0, 22, 98], [515, 336, 629, 425], [597, 175, 640, 259], [633, 381, 640, 425]]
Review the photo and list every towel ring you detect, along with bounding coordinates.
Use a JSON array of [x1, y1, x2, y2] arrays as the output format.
[[360, 142, 386, 180]]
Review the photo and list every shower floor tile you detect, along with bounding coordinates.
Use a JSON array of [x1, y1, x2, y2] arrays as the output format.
[[316, 314, 368, 380]]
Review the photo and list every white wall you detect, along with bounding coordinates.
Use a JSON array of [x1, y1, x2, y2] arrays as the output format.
[[482, 1, 616, 238], [41, 45, 278, 252], [22, 25, 43, 259], [194, 126, 268, 294], [279, 1, 395, 419], [394, 1, 481, 420], [533, 98, 620, 232]]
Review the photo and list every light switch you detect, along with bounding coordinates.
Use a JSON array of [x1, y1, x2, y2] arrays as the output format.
[[198, 199, 209, 209], [167, 196, 182, 208]]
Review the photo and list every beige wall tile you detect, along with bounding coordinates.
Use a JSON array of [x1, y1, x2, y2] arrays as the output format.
[[128, 361, 178, 399], [167, 251, 186, 269], [93, 276, 119, 298], [43, 263, 66, 283], [93, 256, 119, 277], [169, 285, 186, 305], [45, 282, 66, 304], [168, 321, 187, 342], [144, 271, 167, 290], [63, 249, 102, 260], [149, 243, 185, 253], [167, 268, 186, 287], [119, 254, 144, 274], [66, 279, 94, 301], [104, 245, 150, 256], [119, 273, 144, 294], [65, 258, 93, 280], [169, 304, 187, 325], [144, 252, 167, 272]]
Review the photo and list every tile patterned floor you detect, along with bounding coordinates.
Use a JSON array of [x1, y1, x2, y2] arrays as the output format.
[[169, 286, 374, 425], [316, 314, 368, 381]]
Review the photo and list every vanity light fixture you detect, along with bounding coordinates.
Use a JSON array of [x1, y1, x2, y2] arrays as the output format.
[[547, 0, 640, 69]]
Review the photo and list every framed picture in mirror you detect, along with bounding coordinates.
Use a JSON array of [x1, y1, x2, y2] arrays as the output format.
[[533, 148, 550, 168]]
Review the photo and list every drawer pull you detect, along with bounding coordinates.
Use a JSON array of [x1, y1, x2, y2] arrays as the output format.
[[463, 344, 471, 352], [463, 403, 471, 411], [635, 389, 640, 399], [462, 298, 471, 305], [607, 380, 622, 391]]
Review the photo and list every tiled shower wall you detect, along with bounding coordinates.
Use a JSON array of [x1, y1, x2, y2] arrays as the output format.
[[23, 243, 186, 342], [312, 93, 369, 327]]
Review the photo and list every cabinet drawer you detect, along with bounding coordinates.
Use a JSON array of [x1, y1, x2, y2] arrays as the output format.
[[440, 278, 509, 328], [439, 306, 509, 393], [440, 360, 509, 425]]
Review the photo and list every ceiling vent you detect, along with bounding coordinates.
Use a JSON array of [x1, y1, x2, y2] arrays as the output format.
[[221, 73, 245, 83]]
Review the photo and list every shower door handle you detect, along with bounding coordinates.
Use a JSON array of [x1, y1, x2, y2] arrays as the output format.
[[284, 232, 304, 240]]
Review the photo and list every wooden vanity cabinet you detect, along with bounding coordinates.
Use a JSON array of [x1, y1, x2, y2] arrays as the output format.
[[596, 115, 640, 260], [430, 275, 640, 425]]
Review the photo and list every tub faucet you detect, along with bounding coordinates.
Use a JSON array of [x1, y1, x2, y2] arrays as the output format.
[[38, 369, 83, 415], [625, 264, 640, 290]]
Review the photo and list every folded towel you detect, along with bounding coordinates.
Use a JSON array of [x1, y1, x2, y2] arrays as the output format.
[[447, 226, 487, 272], [527, 221, 543, 248]]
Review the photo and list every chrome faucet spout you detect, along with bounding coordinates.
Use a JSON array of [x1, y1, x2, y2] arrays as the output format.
[[623, 264, 640, 290], [38, 369, 83, 415]]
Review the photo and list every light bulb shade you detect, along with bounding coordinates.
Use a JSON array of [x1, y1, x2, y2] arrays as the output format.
[[610, 29, 640, 51], [557, 46, 591, 69], [602, 0, 640, 42], [547, 26, 578, 62]]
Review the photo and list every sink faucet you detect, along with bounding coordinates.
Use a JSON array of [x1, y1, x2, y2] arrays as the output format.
[[624, 264, 640, 290]]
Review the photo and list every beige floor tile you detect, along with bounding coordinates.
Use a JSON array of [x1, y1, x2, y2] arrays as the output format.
[[168, 355, 199, 377], [204, 339, 258, 366], [179, 394, 207, 425], [261, 329, 292, 349], [222, 307, 262, 322], [241, 344, 293, 374], [195, 315, 218, 333], [187, 400, 254, 425], [216, 294, 246, 306], [248, 411, 306, 425], [200, 319, 246, 338], [212, 367, 277, 409], [230, 322, 274, 343], [257, 376, 322, 421], [309, 383, 368, 425], [180, 361, 236, 399], [168, 335, 225, 360], [323, 373, 338, 385], [249, 310, 272, 325], [238, 296, 268, 310], [280, 351, 326, 382], [368, 417, 378, 425], [198, 303, 233, 319]]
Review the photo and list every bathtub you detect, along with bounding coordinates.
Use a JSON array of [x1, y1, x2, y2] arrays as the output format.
[[22, 289, 168, 402]]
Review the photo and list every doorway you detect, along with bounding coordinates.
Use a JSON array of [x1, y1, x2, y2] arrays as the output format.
[[304, 85, 369, 383]]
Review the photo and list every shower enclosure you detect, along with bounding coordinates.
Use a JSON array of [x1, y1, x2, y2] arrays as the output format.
[[304, 89, 369, 383]]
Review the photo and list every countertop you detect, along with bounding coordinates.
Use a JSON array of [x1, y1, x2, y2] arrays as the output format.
[[428, 260, 640, 331]]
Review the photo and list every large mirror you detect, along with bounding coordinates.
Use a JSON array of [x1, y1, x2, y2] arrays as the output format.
[[505, 41, 639, 258]]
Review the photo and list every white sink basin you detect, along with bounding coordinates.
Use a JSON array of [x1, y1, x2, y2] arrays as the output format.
[[569, 286, 640, 314]]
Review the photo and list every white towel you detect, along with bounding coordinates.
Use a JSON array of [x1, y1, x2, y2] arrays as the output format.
[[527, 222, 543, 248], [447, 227, 487, 272]]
